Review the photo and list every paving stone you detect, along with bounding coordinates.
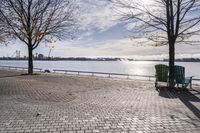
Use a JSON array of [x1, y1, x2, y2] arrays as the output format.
[[0, 70, 200, 133]]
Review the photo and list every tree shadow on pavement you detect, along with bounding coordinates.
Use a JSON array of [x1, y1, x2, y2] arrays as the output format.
[[0, 73, 34, 79], [157, 86, 200, 119], [0, 75, 24, 78], [0, 71, 40, 79]]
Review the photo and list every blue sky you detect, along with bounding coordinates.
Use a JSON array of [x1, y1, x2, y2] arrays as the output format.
[[0, 0, 200, 59]]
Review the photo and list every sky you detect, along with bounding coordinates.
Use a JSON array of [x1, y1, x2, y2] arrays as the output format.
[[0, 0, 200, 60]]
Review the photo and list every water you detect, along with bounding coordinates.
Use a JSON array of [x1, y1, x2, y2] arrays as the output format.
[[0, 60, 199, 78]]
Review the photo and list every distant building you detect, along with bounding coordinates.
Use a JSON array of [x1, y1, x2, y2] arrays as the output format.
[[16, 50, 20, 59], [38, 54, 44, 60], [35, 53, 38, 59]]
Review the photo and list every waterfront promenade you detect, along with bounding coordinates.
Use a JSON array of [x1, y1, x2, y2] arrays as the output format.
[[0, 70, 200, 133]]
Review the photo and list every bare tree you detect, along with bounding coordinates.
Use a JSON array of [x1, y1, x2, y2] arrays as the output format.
[[0, 14, 8, 45], [110, 0, 200, 87], [0, 0, 78, 74]]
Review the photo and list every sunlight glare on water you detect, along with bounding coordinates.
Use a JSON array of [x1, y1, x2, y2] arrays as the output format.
[[123, 61, 160, 75]]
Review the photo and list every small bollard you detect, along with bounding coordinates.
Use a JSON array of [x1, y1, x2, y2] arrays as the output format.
[[44, 69, 51, 73]]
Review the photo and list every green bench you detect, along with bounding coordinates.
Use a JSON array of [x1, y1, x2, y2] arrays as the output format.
[[155, 64, 193, 89]]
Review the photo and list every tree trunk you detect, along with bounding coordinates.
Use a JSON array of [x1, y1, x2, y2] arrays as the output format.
[[168, 41, 175, 87], [28, 46, 33, 74]]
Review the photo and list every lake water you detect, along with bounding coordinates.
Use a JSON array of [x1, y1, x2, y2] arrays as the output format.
[[0, 60, 199, 79]]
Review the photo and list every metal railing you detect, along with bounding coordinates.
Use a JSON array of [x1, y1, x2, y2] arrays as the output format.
[[193, 78, 200, 81], [53, 69, 200, 82], [53, 69, 155, 81], [0, 65, 42, 72], [0, 65, 199, 82]]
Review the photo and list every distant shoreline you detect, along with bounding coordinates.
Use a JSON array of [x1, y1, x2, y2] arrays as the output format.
[[0, 58, 200, 62]]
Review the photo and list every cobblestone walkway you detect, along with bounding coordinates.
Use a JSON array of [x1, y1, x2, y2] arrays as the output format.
[[0, 70, 200, 133]]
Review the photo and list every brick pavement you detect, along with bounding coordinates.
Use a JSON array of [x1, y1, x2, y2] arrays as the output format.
[[0, 70, 200, 133]]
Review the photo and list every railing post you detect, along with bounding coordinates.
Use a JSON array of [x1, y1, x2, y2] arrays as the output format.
[[127, 75, 129, 79]]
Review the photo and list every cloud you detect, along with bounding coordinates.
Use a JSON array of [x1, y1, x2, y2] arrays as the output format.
[[77, 0, 120, 32], [0, 0, 200, 60], [77, 31, 95, 40], [1, 36, 200, 59], [32, 37, 200, 59]]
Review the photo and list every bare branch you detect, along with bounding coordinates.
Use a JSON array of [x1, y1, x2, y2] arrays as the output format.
[[111, 0, 200, 45], [0, 0, 78, 48]]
